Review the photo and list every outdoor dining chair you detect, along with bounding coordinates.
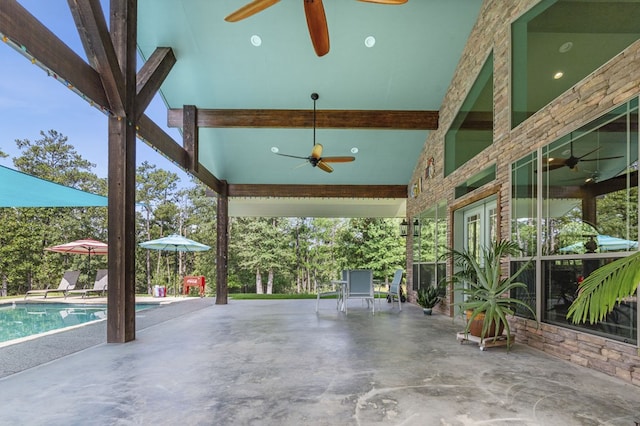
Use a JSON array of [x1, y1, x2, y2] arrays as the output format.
[[344, 269, 375, 315], [387, 269, 404, 311]]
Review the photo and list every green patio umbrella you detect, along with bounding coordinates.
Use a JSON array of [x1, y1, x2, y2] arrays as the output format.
[[139, 234, 210, 295]]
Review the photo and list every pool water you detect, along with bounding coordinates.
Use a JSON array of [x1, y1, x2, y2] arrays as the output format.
[[0, 303, 156, 344]]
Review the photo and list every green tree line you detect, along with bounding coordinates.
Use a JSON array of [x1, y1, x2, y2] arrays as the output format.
[[0, 130, 406, 296]]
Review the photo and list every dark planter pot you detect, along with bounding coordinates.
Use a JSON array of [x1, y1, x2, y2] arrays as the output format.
[[423, 308, 432, 315], [466, 311, 504, 337]]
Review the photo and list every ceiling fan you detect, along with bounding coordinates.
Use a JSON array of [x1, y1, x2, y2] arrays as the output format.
[[543, 139, 622, 172], [273, 93, 355, 173], [225, 0, 408, 57]]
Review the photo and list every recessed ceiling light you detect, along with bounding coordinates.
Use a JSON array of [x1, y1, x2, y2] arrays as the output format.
[[351, 147, 359, 154], [559, 41, 573, 53], [250, 35, 262, 47], [364, 36, 376, 48], [271, 146, 279, 153], [553, 71, 564, 80]]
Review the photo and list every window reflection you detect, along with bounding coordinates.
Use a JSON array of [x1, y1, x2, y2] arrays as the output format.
[[511, 97, 639, 344], [512, 0, 640, 127], [542, 100, 639, 255], [542, 258, 637, 344], [414, 201, 447, 293]]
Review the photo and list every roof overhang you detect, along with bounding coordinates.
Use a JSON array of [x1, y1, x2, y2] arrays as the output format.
[[229, 197, 406, 218]]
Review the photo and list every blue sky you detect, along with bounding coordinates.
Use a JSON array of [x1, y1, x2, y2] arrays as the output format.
[[0, 1, 191, 186]]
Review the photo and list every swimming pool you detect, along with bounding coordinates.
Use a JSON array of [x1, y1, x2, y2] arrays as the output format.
[[0, 302, 157, 345]]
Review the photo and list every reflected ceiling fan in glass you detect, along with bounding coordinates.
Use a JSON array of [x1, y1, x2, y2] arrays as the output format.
[[543, 138, 622, 172]]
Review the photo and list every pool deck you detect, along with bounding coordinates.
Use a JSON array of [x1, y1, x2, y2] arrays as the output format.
[[1, 297, 640, 425]]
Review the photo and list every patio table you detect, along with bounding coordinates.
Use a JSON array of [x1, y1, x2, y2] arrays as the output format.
[[331, 280, 347, 311]]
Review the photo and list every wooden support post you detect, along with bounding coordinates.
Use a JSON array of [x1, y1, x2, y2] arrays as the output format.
[[582, 188, 597, 229], [107, 0, 137, 343], [216, 182, 229, 304], [183, 105, 199, 173]]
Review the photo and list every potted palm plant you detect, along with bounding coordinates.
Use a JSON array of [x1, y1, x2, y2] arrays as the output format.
[[444, 240, 537, 350], [416, 286, 440, 315]]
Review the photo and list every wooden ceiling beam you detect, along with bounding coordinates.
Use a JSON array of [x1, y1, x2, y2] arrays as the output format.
[[68, 0, 126, 116], [1, 1, 224, 194], [137, 115, 222, 193], [168, 108, 439, 130], [589, 171, 638, 197], [228, 184, 407, 198], [0, 0, 109, 108], [136, 47, 176, 119]]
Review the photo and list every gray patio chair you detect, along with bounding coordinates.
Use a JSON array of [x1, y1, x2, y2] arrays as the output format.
[[24, 270, 80, 299], [344, 269, 375, 315], [65, 269, 108, 299], [387, 269, 404, 311]]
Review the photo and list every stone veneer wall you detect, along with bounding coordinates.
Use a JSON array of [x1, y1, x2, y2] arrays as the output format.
[[406, 0, 640, 385], [511, 317, 640, 385]]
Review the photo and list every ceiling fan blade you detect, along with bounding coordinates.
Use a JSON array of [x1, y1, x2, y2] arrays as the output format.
[[311, 143, 323, 159], [357, 0, 408, 4], [225, 0, 280, 22], [576, 147, 601, 160], [317, 160, 334, 173], [304, 0, 330, 57], [276, 152, 309, 160], [541, 158, 566, 172], [321, 156, 356, 163], [543, 163, 566, 172], [580, 156, 624, 162]]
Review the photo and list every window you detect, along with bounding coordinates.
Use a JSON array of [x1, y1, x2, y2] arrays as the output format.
[[542, 258, 636, 344], [445, 54, 493, 176], [512, 0, 640, 127], [510, 97, 639, 343], [541, 99, 639, 255], [454, 165, 496, 199], [413, 201, 447, 292], [511, 152, 537, 257]]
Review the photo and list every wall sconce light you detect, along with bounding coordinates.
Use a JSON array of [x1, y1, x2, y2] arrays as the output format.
[[413, 219, 419, 237], [399, 219, 408, 237]]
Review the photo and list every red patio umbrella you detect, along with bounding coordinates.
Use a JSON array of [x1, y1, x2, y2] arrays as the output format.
[[45, 239, 108, 283]]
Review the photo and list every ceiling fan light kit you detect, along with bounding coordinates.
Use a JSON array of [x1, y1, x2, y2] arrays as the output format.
[[272, 93, 356, 173], [225, 0, 408, 56]]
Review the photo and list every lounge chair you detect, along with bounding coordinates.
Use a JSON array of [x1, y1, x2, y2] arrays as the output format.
[[344, 269, 375, 315], [66, 269, 108, 299], [24, 270, 80, 299]]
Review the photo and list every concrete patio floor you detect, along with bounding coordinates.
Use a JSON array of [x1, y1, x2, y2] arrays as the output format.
[[1, 297, 640, 425]]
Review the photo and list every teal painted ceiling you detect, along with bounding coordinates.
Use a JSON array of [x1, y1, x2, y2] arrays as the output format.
[[136, 0, 482, 215]]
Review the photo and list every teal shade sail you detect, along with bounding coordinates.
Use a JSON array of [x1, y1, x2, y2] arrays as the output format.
[[0, 165, 108, 207]]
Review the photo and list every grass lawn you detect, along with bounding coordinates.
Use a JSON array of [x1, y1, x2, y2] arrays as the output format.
[[228, 293, 388, 300], [228, 293, 323, 300]]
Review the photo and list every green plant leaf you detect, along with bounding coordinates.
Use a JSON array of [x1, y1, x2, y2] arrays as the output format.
[[567, 251, 640, 324], [445, 240, 538, 350]]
